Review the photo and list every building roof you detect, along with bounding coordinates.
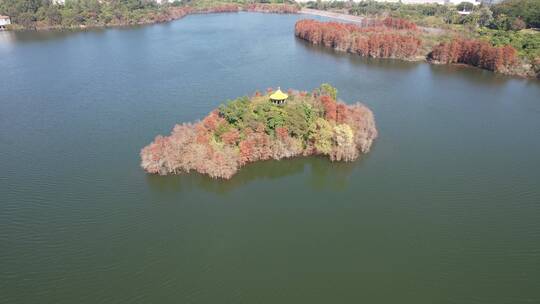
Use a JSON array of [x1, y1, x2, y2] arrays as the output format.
[[270, 88, 288, 100], [0, 16, 10, 19]]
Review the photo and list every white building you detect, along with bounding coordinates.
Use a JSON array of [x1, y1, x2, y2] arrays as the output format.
[[0, 15, 11, 30]]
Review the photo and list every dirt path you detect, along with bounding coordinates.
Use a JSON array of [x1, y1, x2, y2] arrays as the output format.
[[300, 8, 367, 23], [299, 8, 445, 34]]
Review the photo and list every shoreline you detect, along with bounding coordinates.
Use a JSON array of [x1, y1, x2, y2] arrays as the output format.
[[295, 17, 536, 79], [4, 8, 535, 79], [300, 8, 445, 35], [3, 4, 299, 32]]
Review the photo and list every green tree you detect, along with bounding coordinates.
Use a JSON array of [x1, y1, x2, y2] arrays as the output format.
[[283, 102, 315, 139], [493, 13, 511, 30], [478, 6, 494, 27], [511, 17, 526, 31], [17, 11, 36, 28], [456, 2, 474, 12], [252, 102, 287, 134], [463, 11, 480, 28], [309, 118, 333, 154], [45, 5, 62, 25], [492, 0, 540, 28], [319, 83, 338, 100], [444, 9, 460, 24], [219, 97, 250, 126]]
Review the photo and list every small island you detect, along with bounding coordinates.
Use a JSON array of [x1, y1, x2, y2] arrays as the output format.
[[140, 84, 378, 179]]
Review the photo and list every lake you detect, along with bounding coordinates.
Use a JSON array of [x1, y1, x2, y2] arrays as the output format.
[[1, 12, 539, 304]]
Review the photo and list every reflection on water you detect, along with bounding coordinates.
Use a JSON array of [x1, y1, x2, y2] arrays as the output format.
[[146, 156, 360, 194], [295, 37, 531, 85], [1, 28, 107, 44], [427, 62, 522, 85], [295, 38, 420, 72], [0, 31, 15, 49], [2, 12, 540, 304]]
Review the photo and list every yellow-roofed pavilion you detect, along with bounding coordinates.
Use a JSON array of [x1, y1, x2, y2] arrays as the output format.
[[270, 87, 288, 105]]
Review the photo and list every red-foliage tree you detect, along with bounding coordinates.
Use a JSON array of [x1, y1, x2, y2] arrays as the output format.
[[202, 111, 219, 131], [221, 129, 240, 145], [156, 7, 192, 23], [193, 4, 240, 14], [336, 103, 348, 124], [429, 38, 518, 73], [245, 4, 299, 14], [320, 95, 337, 121], [276, 127, 289, 140], [295, 19, 421, 60], [193, 3, 298, 15], [383, 17, 418, 30]]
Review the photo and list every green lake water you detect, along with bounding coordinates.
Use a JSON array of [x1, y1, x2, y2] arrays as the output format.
[[1, 12, 540, 303]]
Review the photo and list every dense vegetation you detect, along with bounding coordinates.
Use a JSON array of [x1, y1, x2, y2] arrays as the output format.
[[296, 18, 528, 75], [491, 0, 540, 29], [0, 0, 170, 29], [303, 0, 539, 30], [0, 0, 297, 30], [429, 38, 518, 73], [140, 85, 378, 179], [191, 2, 298, 14], [301, 0, 539, 77], [295, 18, 422, 60]]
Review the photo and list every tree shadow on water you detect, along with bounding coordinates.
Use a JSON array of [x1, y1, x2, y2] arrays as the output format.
[[145, 156, 364, 195], [295, 38, 419, 73], [1, 28, 108, 44]]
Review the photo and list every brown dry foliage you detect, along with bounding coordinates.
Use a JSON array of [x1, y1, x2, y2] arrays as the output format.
[[141, 89, 378, 179], [295, 19, 422, 60], [429, 38, 518, 73]]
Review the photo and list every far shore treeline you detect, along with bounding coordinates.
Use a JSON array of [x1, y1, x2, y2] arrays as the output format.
[[1, 0, 536, 77], [0, 0, 299, 30], [140, 84, 378, 179]]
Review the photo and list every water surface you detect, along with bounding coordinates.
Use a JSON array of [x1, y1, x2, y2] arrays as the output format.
[[1, 12, 540, 304]]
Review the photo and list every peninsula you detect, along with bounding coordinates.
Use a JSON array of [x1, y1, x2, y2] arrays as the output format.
[[295, 18, 528, 77], [140, 84, 377, 179]]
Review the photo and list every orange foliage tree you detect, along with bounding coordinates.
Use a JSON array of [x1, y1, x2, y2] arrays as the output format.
[[429, 38, 518, 73], [295, 19, 421, 60]]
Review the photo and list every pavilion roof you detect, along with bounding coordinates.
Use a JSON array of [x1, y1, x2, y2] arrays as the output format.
[[270, 88, 288, 100]]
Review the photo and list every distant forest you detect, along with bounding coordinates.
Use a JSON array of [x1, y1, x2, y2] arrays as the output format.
[[0, 0, 295, 29], [304, 0, 540, 29]]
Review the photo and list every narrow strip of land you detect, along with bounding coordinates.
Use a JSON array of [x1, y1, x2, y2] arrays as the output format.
[[300, 8, 366, 24], [300, 8, 444, 34]]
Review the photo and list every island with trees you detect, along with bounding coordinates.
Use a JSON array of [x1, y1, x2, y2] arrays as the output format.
[[140, 84, 378, 179]]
